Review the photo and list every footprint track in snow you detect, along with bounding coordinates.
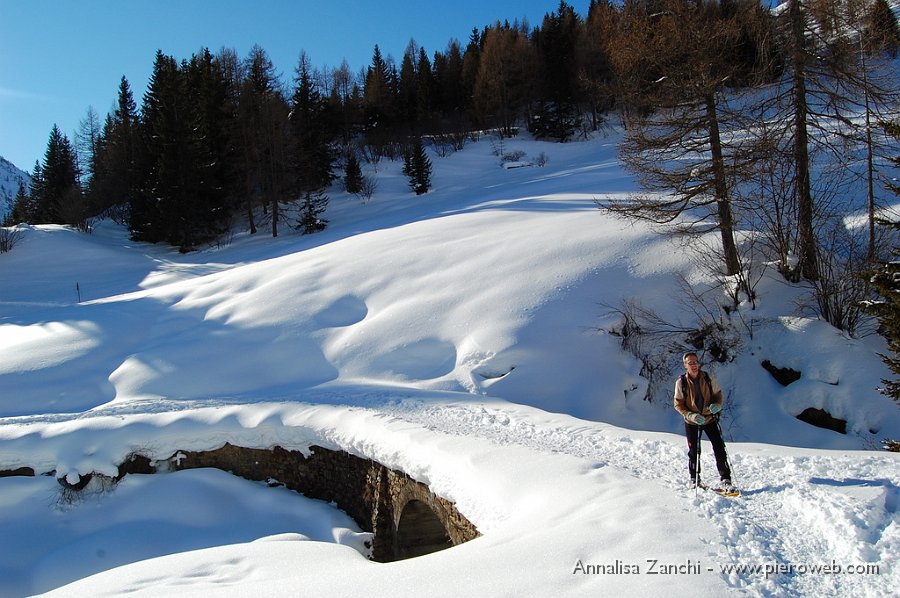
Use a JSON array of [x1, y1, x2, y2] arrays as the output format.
[[378, 398, 898, 597]]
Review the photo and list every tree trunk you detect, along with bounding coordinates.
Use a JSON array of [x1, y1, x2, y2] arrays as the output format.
[[862, 50, 876, 262], [271, 197, 278, 237], [789, 0, 819, 281], [705, 93, 741, 277]]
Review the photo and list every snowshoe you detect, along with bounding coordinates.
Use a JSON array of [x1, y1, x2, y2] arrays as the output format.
[[711, 481, 740, 497]]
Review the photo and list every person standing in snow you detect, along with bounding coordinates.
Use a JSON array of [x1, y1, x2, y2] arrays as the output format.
[[674, 352, 733, 491]]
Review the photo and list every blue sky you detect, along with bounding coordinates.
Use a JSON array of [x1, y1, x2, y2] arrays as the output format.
[[0, 0, 591, 173]]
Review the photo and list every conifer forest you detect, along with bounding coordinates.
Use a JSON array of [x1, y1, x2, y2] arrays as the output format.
[[5, 1, 900, 383]]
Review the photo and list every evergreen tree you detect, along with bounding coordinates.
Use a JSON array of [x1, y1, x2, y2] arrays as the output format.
[[133, 51, 195, 245], [33, 125, 82, 225], [460, 28, 482, 117], [5, 181, 34, 225], [24, 161, 43, 223], [297, 191, 328, 234], [135, 49, 234, 250], [344, 152, 363, 194], [290, 52, 337, 195], [886, 121, 900, 198], [531, 1, 582, 140], [433, 39, 465, 120], [865, 0, 900, 57], [363, 45, 395, 130], [239, 45, 292, 237], [90, 76, 140, 220], [863, 122, 900, 403], [399, 40, 420, 125], [416, 46, 436, 124], [402, 137, 432, 195], [363, 45, 402, 158], [183, 48, 238, 245]]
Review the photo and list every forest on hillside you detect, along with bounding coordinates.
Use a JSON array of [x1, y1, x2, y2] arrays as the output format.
[[3, 0, 900, 363]]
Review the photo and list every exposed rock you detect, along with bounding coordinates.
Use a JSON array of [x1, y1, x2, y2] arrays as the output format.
[[117, 453, 155, 479], [0, 466, 34, 478], [796, 407, 847, 434], [761, 359, 802, 387]]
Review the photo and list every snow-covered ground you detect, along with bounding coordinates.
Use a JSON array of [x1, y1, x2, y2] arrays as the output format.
[[0, 132, 897, 597]]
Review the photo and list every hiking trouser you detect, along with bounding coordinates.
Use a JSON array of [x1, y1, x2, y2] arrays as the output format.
[[685, 419, 731, 483]]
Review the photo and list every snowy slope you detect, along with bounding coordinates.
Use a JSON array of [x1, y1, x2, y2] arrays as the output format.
[[0, 131, 898, 597]]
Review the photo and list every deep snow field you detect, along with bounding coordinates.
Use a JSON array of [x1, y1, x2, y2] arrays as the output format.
[[0, 131, 898, 597]]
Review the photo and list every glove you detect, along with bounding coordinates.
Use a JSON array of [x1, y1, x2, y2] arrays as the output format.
[[688, 413, 706, 425], [708, 402, 722, 415]]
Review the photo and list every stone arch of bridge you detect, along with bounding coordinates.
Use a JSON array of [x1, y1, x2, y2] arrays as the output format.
[[28, 443, 479, 563], [393, 498, 454, 560]]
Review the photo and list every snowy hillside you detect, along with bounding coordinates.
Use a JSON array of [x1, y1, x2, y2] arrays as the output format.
[[0, 156, 30, 222], [0, 132, 898, 597]]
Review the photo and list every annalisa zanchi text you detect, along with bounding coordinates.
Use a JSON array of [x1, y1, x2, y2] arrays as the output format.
[[572, 559, 880, 578]]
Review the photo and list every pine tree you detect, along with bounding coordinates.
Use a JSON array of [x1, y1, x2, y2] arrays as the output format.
[[33, 125, 82, 225], [460, 28, 482, 116], [363, 45, 402, 158], [5, 181, 33, 225], [863, 255, 900, 403], [134, 51, 195, 245], [363, 45, 395, 130], [24, 161, 43, 223], [886, 121, 900, 198], [399, 40, 420, 125], [531, 1, 582, 140], [238, 45, 292, 238], [344, 152, 363, 194], [416, 46, 435, 124], [297, 191, 328, 234], [290, 52, 337, 195], [89, 76, 140, 220], [865, 0, 900, 57], [433, 39, 465, 118], [402, 137, 432, 195], [135, 49, 234, 250], [863, 121, 900, 403], [183, 48, 237, 245]]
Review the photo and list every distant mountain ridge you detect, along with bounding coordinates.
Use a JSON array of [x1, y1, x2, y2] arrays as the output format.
[[0, 156, 31, 223]]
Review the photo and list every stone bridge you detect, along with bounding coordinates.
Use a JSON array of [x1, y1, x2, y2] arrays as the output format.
[[162, 443, 480, 561], [5, 443, 480, 562]]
